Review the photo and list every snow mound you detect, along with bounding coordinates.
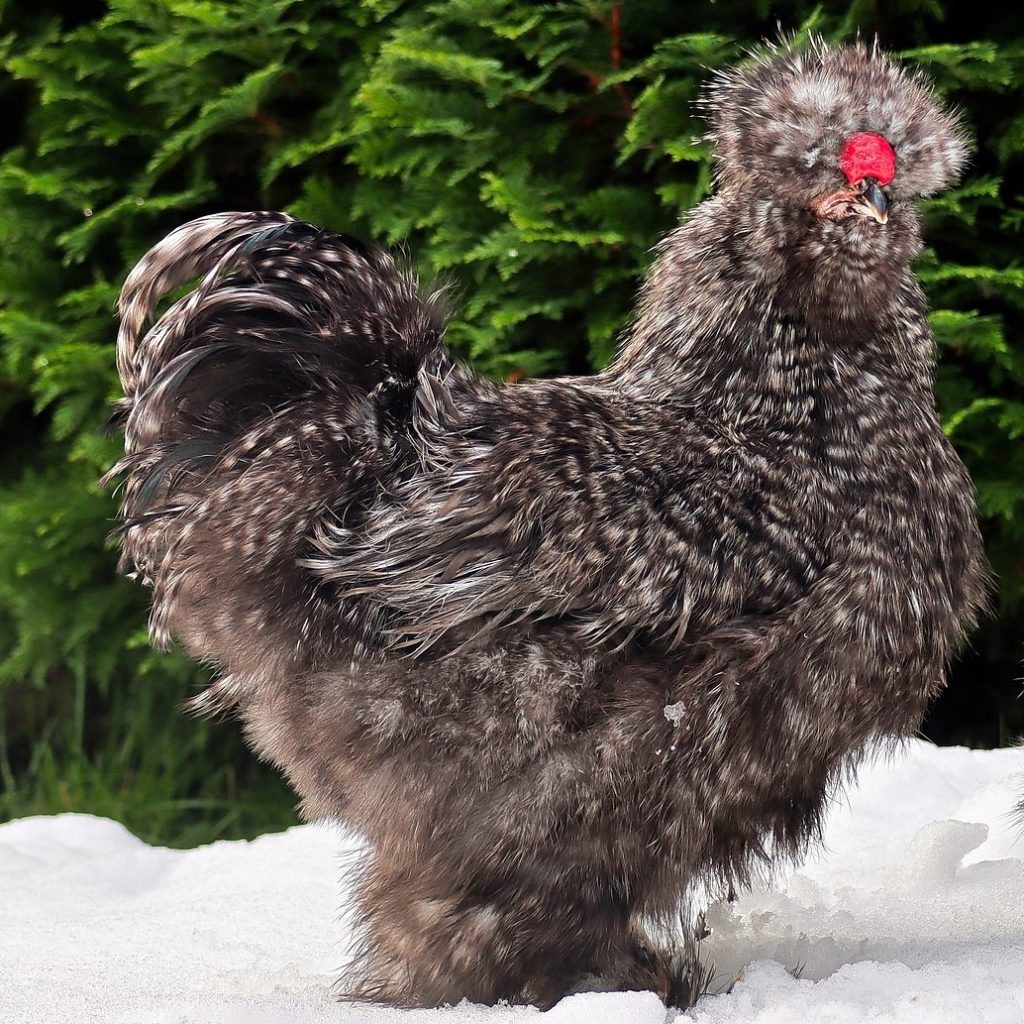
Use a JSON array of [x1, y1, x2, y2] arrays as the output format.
[[2, 740, 1023, 1024]]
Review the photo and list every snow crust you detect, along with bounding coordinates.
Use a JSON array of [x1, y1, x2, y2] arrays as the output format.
[[3, 740, 1023, 1024]]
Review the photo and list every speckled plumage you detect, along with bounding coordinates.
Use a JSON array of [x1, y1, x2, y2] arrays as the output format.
[[107, 40, 986, 1009]]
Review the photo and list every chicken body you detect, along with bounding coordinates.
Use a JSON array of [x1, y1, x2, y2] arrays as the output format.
[[110, 42, 986, 1008]]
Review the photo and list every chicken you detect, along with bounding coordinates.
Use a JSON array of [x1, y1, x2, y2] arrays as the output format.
[[107, 40, 986, 1008]]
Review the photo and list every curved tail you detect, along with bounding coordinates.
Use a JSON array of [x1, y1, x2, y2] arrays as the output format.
[[106, 212, 449, 704]]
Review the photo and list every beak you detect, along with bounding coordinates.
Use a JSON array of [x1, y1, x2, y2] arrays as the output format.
[[853, 178, 888, 224]]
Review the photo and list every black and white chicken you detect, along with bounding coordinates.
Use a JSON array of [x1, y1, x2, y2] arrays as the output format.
[[108, 40, 986, 1008]]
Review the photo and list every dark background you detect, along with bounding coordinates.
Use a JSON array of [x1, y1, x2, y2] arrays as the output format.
[[1, 0, 1021, 845]]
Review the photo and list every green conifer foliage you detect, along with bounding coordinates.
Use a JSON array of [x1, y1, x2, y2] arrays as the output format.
[[1, 1, 1021, 842]]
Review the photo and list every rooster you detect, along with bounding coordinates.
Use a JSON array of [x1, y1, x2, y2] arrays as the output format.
[[108, 40, 986, 1008]]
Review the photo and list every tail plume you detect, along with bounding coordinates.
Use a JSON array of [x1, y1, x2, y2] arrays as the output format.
[[106, 211, 448, 698]]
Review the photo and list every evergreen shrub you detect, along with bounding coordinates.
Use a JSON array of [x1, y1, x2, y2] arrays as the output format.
[[1, 0, 1021, 842]]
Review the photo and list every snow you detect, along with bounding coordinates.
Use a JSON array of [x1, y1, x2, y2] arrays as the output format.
[[663, 701, 686, 726], [2, 740, 1023, 1024]]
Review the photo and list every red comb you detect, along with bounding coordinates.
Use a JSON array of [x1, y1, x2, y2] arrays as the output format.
[[840, 132, 896, 186]]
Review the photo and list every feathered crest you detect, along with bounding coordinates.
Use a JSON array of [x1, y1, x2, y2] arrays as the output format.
[[698, 36, 970, 200]]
